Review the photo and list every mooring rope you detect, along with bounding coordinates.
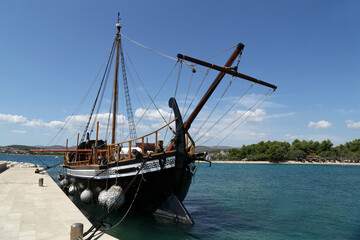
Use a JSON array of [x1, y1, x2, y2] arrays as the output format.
[[105, 173, 143, 231], [83, 154, 148, 239]]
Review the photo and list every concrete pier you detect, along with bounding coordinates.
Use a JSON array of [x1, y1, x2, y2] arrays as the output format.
[[0, 167, 117, 240]]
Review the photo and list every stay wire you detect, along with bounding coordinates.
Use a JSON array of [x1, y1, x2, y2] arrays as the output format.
[[47, 47, 112, 147], [182, 68, 195, 115], [216, 89, 274, 146], [192, 52, 242, 139], [164, 61, 182, 143], [192, 76, 233, 139], [120, 33, 193, 68], [195, 83, 254, 143], [124, 47, 175, 126], [82, 40, 116, 142], [183, 68, 210, 120], [198, 86, 263, 146], [89, 45, 115, 138], [122, 48, 179, 141], [123, 54, 146, 110], [193, 44, 238, 67]]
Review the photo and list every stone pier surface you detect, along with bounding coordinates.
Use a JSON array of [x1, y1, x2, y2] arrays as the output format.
[[0, 167, 117, 240]]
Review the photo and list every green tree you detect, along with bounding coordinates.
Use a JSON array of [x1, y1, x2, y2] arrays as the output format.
[[285, 149, 306, 160], [319, 140, 333, 152]]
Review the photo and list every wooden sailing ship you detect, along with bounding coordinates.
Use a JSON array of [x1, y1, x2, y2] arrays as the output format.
[[31, 19, 277, 223]]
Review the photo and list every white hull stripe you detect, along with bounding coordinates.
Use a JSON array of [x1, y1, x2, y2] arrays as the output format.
[[65, 157, 175, 179]]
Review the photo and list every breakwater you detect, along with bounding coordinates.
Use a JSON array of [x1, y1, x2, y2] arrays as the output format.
[[0, 160, 41, 168]]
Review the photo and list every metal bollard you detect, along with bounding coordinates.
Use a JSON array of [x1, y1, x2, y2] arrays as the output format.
[[70, 223, 83, 240], [38, 178, 43, 187]]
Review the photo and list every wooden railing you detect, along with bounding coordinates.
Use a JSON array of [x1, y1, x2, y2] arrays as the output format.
[[107, 119, 177, 161], [65, 118, 196, 166]]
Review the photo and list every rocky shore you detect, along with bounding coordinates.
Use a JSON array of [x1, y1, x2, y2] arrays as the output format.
[[0, 160, 42, 168]]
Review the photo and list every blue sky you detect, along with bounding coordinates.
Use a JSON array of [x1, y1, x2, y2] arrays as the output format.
[[1, 0, 360, 147]]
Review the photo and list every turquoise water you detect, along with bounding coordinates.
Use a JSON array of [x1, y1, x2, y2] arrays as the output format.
[[2, 154, 360, 239]]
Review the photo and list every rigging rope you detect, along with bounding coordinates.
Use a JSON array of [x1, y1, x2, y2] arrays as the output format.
[[123, 57, 146, 112], [194, 44, 238, 66], [89, 47, 114, 139], [47, 50, 111, 147], [183, 68, 210, 120], [104, 173, 143, 231], [215, 89, 275, 146], [120, 33, 193, 68], [195, 83, 254, 143], [29, 152, 63, 176], [182, 68, 195, 115], [119, 36, 137, 140], [81, 39, 116, 143], [192, 53, 242, 139], [83, 156, 147, 239], [124, 48, 174, 126], [164, 61, 183, 143], [193, 77, 233, 139], [122, 48, 178, 141]]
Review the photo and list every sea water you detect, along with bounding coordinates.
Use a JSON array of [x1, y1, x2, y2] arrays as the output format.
[[2, 154, 360, 240]]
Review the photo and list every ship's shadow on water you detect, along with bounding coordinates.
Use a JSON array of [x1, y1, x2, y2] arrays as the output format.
[[185, 198, 262, 238], [71, 193, 254, 240], [73, 197, 197, 240], [85, 200, 255, 240]]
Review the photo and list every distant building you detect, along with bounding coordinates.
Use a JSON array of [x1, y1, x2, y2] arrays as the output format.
[[307, 153, 320, 158]]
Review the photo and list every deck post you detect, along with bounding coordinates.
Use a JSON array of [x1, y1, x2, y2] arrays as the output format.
[[128, 141, 131, 159], [155, 131, 158, 152], [70, 223, 83, 240], [94, 121, 99, 164], [75, 133, 79, 162], [38, 178, 43, 187], [142, 137, 144, 154]]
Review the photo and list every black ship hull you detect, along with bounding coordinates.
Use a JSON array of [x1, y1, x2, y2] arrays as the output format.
[[63, 155, 196, 213]]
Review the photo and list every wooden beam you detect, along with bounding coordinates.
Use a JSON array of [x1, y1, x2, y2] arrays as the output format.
[[177, 54, 277, 90]]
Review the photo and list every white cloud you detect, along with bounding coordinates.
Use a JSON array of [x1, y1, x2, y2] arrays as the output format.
[[23, 119, 64, 129], [135, 108, 171, 122], [11, 130, 26, 134], [249, 132, 267, 138], [267, 112, 296, 119], [284, 134, 342, 145], [285, 133, 298, 140], [224, 94, 284, 109], [231, 109, 266, 123], [334, 109, 355, 114], [308, 120, 332, 129], [345, 120, 360, 130], [0, 112, 129, 132], [0, 114, 27, 124]]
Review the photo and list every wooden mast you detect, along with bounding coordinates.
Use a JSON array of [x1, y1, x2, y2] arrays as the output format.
[[165, 44, 244, 152], [112, 22, 122, 144], [183, 43, 244, 131]]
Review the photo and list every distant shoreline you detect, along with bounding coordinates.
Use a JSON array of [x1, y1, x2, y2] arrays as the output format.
[[212, 160, 360, 166]]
